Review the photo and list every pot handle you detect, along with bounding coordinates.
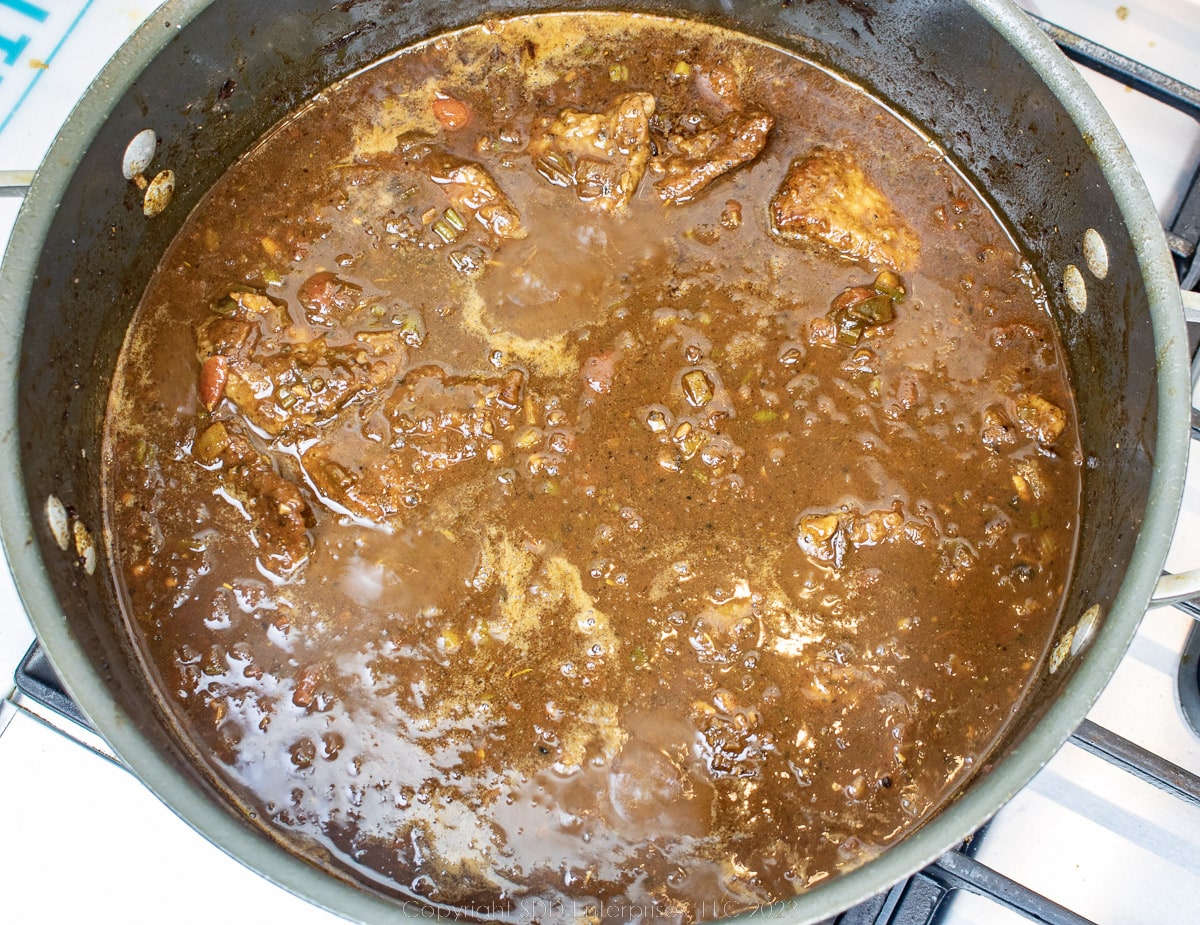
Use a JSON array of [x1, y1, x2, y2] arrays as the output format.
[[1151, 291, 1200, 609]]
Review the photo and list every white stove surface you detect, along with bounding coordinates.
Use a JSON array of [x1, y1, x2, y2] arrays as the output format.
[[1, 2, 1198, 923]]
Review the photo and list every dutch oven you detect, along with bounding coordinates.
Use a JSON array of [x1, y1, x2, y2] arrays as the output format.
[[1, 0, 1197, 922]]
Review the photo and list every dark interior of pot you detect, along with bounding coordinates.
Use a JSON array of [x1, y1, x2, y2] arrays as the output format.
[[15, 0, 1158, 913]]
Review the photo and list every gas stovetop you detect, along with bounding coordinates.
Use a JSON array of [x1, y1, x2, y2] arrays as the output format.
[[1, 2, 1198, 924]]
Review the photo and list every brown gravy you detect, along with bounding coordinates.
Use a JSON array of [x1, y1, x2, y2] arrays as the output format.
[[104, 11, 1081, 922]]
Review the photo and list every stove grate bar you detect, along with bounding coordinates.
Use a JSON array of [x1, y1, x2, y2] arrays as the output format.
[[1029, 15, 1200, 120], [1166, 230, 1196, 263], [1169, 162, 1200, 291], [13, 640, 92, 731], [926, 850, 1095, 925], [876, 874, 944, 925], [1069, 718, 1200, 807], [825, 843, 1097, 925]]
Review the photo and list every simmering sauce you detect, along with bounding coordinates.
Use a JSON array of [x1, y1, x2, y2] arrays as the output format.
[[105, 12, 1081, 922]]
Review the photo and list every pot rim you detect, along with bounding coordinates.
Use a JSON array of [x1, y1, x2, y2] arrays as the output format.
[[0, 1, 1190, 923]]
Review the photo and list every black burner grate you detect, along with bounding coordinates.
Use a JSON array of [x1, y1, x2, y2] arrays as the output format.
[[13, 641, 92, 730]]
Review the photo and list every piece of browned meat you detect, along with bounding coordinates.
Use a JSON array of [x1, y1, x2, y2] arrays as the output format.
[[383, 365, 524, 455], [334, 140, 525, 257], [425, 153, 526, 240], [979, 405, 1018, 452], [797, 504, 935, 568], [1012, 393, 1067, 446], [529, 92, 656, 214], [193, 420, 314, 571], [301, 440, 413, 525], [223, 338, 399, 437], [196, 290, 401, 437], [769, 147, 920, 271], [194, 290, 287, 358], [979, 394, 1067, 452], [656, 110, 774, 204], [301, 366, 526, 524], [297, 271, 364, 327]]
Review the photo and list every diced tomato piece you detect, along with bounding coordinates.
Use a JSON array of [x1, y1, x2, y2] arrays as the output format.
[[199, 354, 228, 410], [433, 96, 471, 130]]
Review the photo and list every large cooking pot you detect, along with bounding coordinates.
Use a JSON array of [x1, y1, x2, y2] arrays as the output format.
[[1, 0, 1195, 921]]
